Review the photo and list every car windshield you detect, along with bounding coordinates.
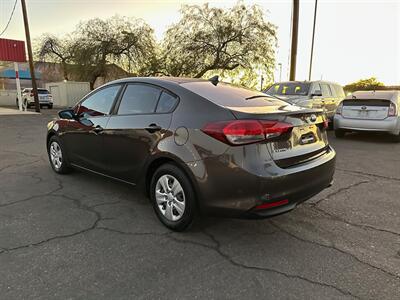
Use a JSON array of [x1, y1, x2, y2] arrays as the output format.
[[266, 83, 311, 96]]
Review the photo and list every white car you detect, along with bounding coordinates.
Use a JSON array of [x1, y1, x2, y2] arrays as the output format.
[[16, 88, 53, 109], [334, 90, 400, 142]]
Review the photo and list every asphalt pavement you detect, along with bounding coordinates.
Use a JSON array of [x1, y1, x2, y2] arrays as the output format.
[[0, 109, 399, 299]]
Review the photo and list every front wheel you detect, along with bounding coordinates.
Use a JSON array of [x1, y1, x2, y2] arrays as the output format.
[[150, 164, 196, 231], [47, 136, 71, 174]]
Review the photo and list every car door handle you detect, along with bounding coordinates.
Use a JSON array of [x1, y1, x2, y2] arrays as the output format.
[[145, 124, 162, 133], [93, 125, 104, 133]]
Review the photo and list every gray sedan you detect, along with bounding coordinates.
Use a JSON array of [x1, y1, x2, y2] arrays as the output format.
[[46, 77, 335, 231]]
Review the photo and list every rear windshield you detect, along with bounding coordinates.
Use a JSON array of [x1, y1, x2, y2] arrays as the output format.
[[38, 89, 50, 94], [266, 82, 310, 96], [181, 82, 287, 107]]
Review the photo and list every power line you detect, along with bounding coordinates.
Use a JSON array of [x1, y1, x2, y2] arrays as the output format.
[[0, 0, 18, 37]]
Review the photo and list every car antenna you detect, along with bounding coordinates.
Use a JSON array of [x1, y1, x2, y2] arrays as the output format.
[[209, 75, 219, 86]]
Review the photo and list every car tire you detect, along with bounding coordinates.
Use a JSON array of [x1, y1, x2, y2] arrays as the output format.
[[334, 129, 346, 138], [48, 104, 53, 109], [47, 135, 72, 174], [150, 163, 196, 231]]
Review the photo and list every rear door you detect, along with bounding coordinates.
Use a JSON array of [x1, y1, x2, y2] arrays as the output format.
[[103, 83, 177, 183], [341, 99, 391, 120]]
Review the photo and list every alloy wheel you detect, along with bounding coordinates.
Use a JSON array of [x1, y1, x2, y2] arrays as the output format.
[[155, 174, 186, 221], [49, 141, 63, 170]]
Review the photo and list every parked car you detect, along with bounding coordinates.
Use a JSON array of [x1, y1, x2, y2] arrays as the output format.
[[16, 88, 53, 109], [334, 90, 400, 141], [265, 81, 345, 124], [46, 77, 336, 231]]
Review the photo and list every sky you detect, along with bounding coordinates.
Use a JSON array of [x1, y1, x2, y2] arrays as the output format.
[[1, 0, 399, 85]]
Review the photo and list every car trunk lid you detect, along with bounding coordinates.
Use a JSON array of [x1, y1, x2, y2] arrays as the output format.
[[229, 106, 329, 168], [341, 99, 391, 120]]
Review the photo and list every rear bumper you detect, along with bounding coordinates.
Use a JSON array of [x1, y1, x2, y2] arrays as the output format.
[[334, 115, 400, 135], [187, 145, 336, 218]]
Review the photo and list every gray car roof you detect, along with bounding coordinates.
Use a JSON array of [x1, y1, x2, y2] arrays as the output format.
[[110, 77, 207, 85]]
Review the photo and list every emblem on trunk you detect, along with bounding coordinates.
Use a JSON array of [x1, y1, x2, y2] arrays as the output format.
[[361, 106, 367, 110]]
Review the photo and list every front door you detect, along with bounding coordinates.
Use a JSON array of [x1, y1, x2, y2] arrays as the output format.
[[62, 84, 122, 173]]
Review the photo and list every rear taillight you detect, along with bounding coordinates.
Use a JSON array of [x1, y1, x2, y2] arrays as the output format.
[[201, 120, 293, 145], [336, 102, 343, 115], [388, 102, 397, 117]]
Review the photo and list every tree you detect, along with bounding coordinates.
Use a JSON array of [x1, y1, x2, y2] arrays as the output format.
[[36, 34, 76, 80], [72, 16, 156, 88], [36, 16, 156, 89], [344, 77, 385, 93], [161, 3, 277, 79]]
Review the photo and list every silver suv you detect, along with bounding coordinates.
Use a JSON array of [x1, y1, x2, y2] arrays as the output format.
[[16, 88, 53, 109], [265, 81, 345, 123]]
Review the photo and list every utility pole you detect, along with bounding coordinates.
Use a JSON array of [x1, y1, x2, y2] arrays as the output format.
[[308, 0, 318, 81], [278, 63, 282, 82], [289, 0, 299, 81], [21, 0, 40, 112]]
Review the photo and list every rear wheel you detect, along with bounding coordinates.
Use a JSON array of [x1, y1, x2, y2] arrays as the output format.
[[150, 163, 196, 231], [334, 129, 346, 138], [47, 136, 71, 174]]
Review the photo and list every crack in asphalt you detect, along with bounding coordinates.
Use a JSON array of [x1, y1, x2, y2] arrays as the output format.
[[309, 205, 400, 238], [0, 149, 41, 159], [269, 221, 400, 279], [0, 159, 42, 173], [337, 168, 400, 182], [88, 226, 359, 299], [174, 229, 361, 299], [311, 180, 371, 205]]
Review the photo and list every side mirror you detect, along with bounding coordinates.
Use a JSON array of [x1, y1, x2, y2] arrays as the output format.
[[58, 109, 76, 120], [311, 90, 322, 97]]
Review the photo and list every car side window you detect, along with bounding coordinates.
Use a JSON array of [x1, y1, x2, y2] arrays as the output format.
[[156, 91, 178, 113], [310, 83, 321, 95], [320, 84, 332, 97], [117, 84, 161, 115], [335, 85, 345, 98], [78, 85, 121, 117], [329, 85, 337, 97]]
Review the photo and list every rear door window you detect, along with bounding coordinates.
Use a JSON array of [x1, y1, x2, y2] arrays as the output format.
[[320, 84, 332, 97], [329, 85, 337, 97], [117, 84, 161, 115]]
